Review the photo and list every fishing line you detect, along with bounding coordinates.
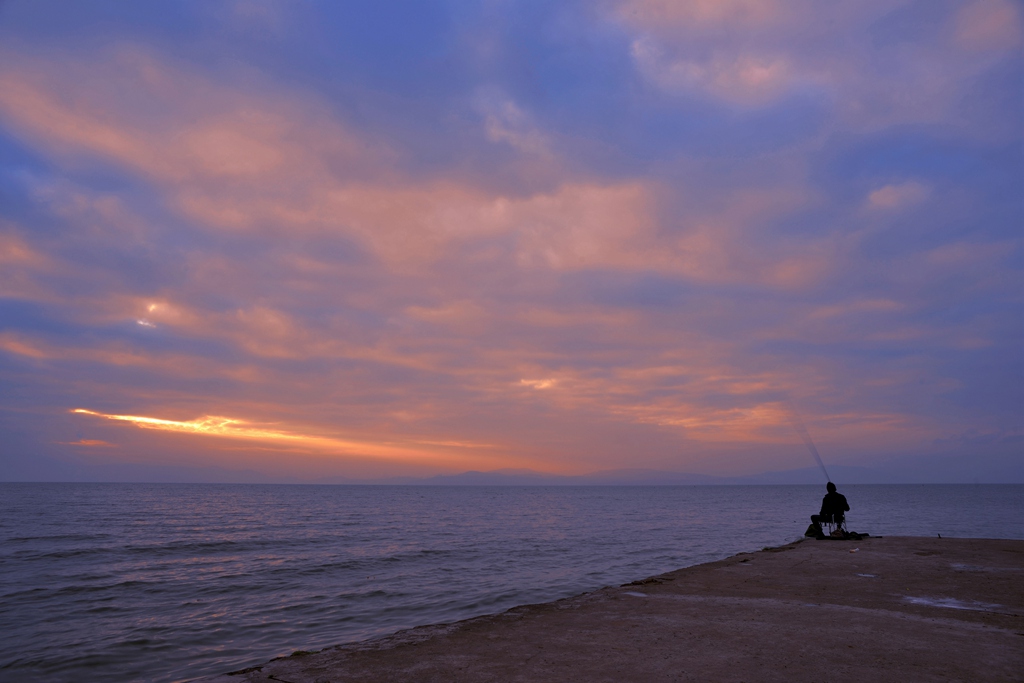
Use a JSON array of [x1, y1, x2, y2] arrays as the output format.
[[786, 402, 830, 482]]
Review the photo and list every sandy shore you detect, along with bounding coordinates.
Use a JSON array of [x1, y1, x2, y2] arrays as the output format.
[[200, 536, 1023, 682]]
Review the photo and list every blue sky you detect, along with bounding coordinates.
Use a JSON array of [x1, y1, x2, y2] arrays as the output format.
[[0, 0, 1020, 482]]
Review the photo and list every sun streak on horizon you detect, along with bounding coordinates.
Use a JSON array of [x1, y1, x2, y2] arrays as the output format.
[[70, 408, 494, 462]]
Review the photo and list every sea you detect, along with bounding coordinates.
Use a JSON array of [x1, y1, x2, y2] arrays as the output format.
[[1, 483, 1021, 683]]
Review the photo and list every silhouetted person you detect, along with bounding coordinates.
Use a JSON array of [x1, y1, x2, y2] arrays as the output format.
[[810, 482, 849, 535]]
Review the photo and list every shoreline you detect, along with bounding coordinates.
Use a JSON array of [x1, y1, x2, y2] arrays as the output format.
[[200, 536, 1023, 682]]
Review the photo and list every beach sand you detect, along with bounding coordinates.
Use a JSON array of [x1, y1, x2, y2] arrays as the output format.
[[199, 536, 1023, 682]]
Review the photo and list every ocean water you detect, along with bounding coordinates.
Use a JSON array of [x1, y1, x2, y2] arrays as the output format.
[[1, 483, 1021, 683]]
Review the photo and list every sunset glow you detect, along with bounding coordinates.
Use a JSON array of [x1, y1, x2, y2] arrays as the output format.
[[1, 1, 1020, 482], [71, 408, 500, 464]]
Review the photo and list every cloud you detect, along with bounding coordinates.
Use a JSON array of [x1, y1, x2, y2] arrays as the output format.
[[616, 0, 788, 30], [228, 0, 290, 31], [0, 52, 649, 273], [61, 439, 117, 447], [474, 88, 553, 159], [0, 51, 836, 291], [0, 3, 1018, 482], [615, 0, 827, 107], [0, 229, 54, 300], [866, 181, 930, 210], [631, 38, 796, 106], [71, 408, 503, 466], [0, 332, 49, 359], [954, 0, 1023, 51], [614, 0, 1022, 136], [0, 46, 384, 211]]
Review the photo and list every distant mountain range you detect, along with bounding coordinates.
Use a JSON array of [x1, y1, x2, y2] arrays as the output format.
[[327, 464, 900, 486], [19, 451, 1016, 484]]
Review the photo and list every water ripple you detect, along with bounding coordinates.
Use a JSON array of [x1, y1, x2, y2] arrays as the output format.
[[0, 483, 1020, 683]]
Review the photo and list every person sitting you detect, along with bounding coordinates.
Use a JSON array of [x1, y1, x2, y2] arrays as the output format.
[[807, 482, 850, 537]]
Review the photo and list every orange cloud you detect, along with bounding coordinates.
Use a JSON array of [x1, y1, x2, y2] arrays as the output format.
[[0, 48, 842, 300], [617, 0, 787, 29], [0, 333, 49, 359], [954, 0, 1023, 51], [71, 408, 501, 465], [866, 182, 930, 210], [614, 0, 1021, 137], [630, 40, 796, 106], [0, 231, 49, 267], [0, 229, 56, 301], [0, 48, 377, 185], [61, 439, 117, 447], [0, 39, 987, 480]]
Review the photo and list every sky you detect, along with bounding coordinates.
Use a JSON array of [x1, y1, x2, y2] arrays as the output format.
[[0, 0, 1021, 483]]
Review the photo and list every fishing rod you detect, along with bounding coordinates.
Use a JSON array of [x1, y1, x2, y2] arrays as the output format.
[[787, 403, 830, 483]]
